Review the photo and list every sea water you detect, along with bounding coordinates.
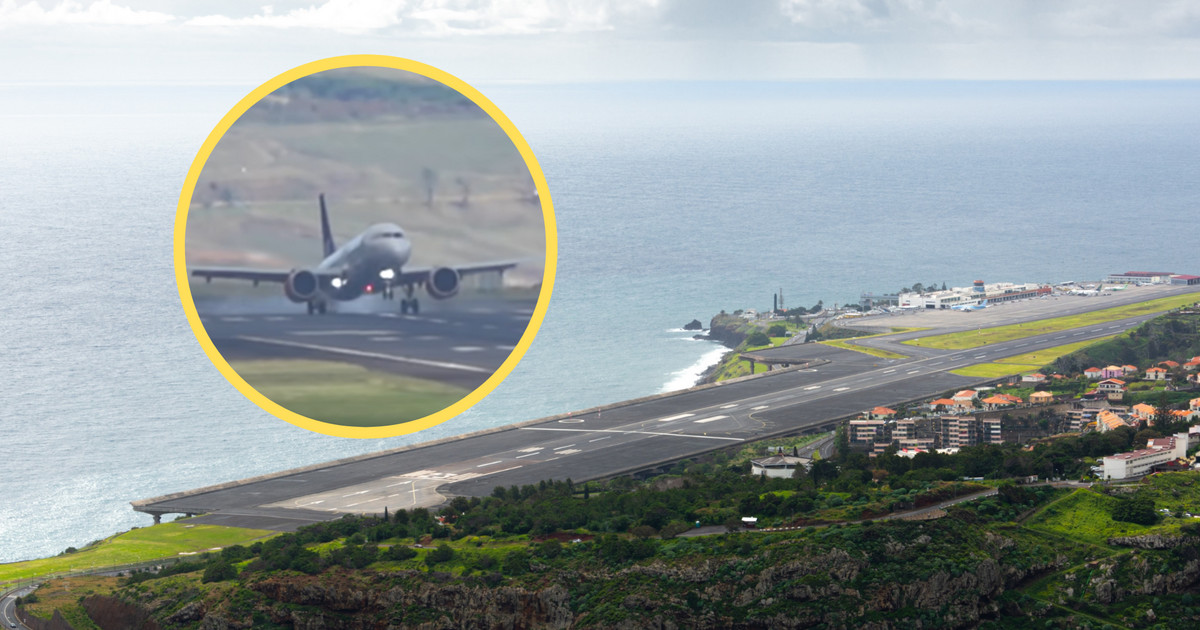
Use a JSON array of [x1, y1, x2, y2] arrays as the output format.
[[1, 81, 1198, 562]]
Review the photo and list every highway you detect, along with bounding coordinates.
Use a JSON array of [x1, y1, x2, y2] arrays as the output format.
[[0, 586, 33, 630], [134, 284, 1200, 531], [197, 294, 537, 390]]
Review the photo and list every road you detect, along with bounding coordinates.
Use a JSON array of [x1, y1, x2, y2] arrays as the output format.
[[134, 284, 1200, 531], [0, 586, 34, 630], [197, 295, 537, 390]]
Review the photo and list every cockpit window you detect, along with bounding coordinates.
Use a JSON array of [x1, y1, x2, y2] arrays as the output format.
[[376, 231, 405, 239]]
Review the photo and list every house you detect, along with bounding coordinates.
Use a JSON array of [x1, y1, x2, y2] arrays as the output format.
[[981, 395, 1016, 411], [928, 398, 958, 411], [1084, 367, 1103, 380], [1096, 378, 1127, 401], [1159, 360, 1180, 369], [1122, 365, 1139, 375], [952, 390, 978, 404], [1190, 373, 1200, 385], [750, 455, 811, 478], [1184, 358, 1200, 371], [1131, 403, 1158, 423], [1029, 391, 1054, 405], [1022, 373, 1046, 384], [1145, 367, 1168, 381], [869, 406, 897, 420], [1101, 366, 1124, 379], [1096, 410, 1128, 433], [849, 418, 891, 450], [1191, 397, 1200, 420]]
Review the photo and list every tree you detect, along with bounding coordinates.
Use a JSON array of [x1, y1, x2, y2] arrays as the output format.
[[746, 331, 770, 346], [767, 323, 788, 337], [426, 543, 455, 565], [1111, 496, 1157, 525], [201, 560, 237, 583]]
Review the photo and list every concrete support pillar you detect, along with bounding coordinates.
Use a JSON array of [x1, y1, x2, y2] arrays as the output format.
[[748, 359, 756, 373], [153, 514, 161, 524]]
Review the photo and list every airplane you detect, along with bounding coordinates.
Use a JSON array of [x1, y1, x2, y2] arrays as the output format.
[[190, 194, 520, 315], [952, 299, 989, 312]]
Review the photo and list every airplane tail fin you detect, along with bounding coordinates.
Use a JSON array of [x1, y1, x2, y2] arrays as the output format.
[[319, 193, 336, 257]]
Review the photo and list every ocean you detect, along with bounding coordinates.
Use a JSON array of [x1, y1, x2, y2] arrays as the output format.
[[1, 81, 1198, 563]]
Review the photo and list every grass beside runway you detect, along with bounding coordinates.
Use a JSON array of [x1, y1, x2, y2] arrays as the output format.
[[0, 522, 276, 584], [949, 335, 1118, 378], [904, 293, 1200, 351], [816, 327, 926, 360], [231, 359, 470, 427]]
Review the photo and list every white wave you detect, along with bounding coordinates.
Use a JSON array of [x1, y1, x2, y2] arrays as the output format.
[[659, 345, 730, 393], [665, 327, 707, 333]]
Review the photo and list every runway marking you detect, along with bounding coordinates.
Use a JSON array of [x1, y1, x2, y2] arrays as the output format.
[[385, 480, 412, 487], [1073, 331, 1085, 336], [520, 427, 743, 441], [751, 405, 769, 410], [974, 354, 987, 359], [343, 490, 369, 497], [907, 369, 920, 374], [237, 336, 489, 373], [553, 444, 576, 450], [589, 436, 612, 442], [453, 346, 485, 352], [883, 369, 896, 374], [292, 330, 395, 336], [1015, 343, 1029, 348], [496, 345, 516, 351], [469, 307, 497, 314], [265, 316, 290, 321], [417, 335, 441, 341], [694, 415, 729, 424], [655, 413, 694, 422], [220, 316, 250, 322], [929, 362, 943, 366], [834, 386, 850, 392], [515, 452, 539, 459], [720, 404, 738, 409], [476, 460, 503, 468], [378, 313, 399, 318], [556, 449, 582, 455], [371, 336, 400, 342], [517, 447, 542, 453], [804, 385, 821, 391], [429, 318, 448, 324]]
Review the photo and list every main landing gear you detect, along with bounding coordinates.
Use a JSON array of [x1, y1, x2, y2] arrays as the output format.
[[306, 300, 328, 315], [399, 285, 420, 315]]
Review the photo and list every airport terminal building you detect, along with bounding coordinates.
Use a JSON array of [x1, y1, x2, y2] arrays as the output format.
[[898, 280, 1051, 309]]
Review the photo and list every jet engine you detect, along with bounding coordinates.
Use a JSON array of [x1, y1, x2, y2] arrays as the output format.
[[426, 267, 460, 300], [284, 269, 319, 302]]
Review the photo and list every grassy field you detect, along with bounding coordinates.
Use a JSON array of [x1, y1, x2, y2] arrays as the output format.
[[949, 335, 1118, 378], [903, 293, 1200, 350], [1025, 487, 1179, 547], [0, 522, 276, 584], [231, 359, 469, 426]]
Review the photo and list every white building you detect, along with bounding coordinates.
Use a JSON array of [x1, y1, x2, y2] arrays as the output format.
[[1101, 433, 1189, 480], [897, 280, 1051, 309], [750, 455, 811, 478]]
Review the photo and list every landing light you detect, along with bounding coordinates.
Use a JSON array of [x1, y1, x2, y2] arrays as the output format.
[[331, 277, 345, 289], [380, 268, 396, 280]]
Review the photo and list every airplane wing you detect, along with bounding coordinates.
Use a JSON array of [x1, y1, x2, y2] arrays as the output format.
[[190, 267, 338, 284], [395, 260, 522, 286]]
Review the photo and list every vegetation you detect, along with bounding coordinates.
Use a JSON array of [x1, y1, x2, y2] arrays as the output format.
[[1052, 312, 1200, 375], [0, 522, 276, 584], [950, 335, 1119, 377], [230, 359, 469, 426], [904, 293, 1200, 350]]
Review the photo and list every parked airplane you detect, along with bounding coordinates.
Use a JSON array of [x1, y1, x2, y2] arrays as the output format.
[[191, 194, 519, 315], [952, 299, 989, 311]]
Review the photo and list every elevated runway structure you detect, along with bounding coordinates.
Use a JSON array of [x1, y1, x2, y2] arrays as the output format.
[[134, 284, 1200, 531]]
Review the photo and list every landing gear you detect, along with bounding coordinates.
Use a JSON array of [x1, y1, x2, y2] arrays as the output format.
[[306, 300, 327, 315], [399, 285, 419, 315]]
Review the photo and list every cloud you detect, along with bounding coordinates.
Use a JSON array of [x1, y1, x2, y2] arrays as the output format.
[[186, 0, 404, 32], [0, 0, 173, 26]]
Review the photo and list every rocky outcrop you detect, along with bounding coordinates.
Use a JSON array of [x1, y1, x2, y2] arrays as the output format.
[[1107, 534, 1196, 549], [702, 316, 748, 349], [682, 319, 703, 331], [81, 595, 161, 630]]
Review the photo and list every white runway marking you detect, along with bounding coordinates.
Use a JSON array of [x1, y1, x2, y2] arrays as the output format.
[[386, 480, 411, 487], [453, 346, 484, 352], [378, 313, 399, 318], [429, 318, 448, 324], [220, 316, 249, 322], [556, 449, 582, 455], [236, 336, 489, 373], [343, 490, 369, 497], [751, 405, 769, 410], [496, 345, 516, 351], [265, 316, 290, 321], [929, 362, 943, 366], [515, 452, 538, 459], [883, 369, 896, 374], [907, 369, 920, 374], [476, 460, 503, 468], [589, 436, 612, 442], [834, 386, 850, 392], [720, 403, 738, 409], [553, 444, 576, 450], [654, 413, 695, 422], [974, 354, 987, 359], [517, 447, 542, 453], [292, 330, 395, 336], [804, 385, 821, 391], [371, 336, 400, 342], [520, 427, 743, 441], [417, 335, 441, 341], [694, 415, 729, 424]]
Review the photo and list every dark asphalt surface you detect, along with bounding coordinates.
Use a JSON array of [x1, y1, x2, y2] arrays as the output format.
[[197, 295, 536, 390], [137, 285, 1200, 531]]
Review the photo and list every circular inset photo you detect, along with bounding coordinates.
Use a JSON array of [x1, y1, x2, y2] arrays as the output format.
[[176, 56, 555, 438]]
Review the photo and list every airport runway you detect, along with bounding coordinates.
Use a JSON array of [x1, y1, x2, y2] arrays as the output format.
[[136, 285, 1200, 531], [198, 296, 537, 390]]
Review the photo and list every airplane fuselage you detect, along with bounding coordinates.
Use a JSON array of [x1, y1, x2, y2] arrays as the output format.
[[315, 222, 411, 301]]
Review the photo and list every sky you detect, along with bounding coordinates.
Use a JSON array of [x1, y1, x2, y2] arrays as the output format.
[[1, 0, 1199, 85]]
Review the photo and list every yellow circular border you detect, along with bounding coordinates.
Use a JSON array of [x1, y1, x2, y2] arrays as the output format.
[[174, 55, 557, 439]]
